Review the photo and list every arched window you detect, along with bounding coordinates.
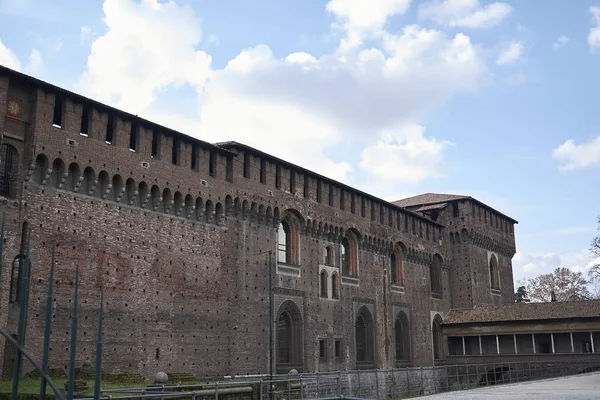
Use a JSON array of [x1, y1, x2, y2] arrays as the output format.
[[65, 163, 80, 192], [137, 181, 148, 208], [430, 254, 443, 298], [162, 188, 172, 214], [205, 200, 213, 223], [324, 246, 333, 265], [0, 144, 18, 198], [111, 174, 123, 202], [331, 273, 339, 299], [355, 307, 374, 368], [391, 243, 404, 286], [432, 315, 443, 360], [277, 211, 300, 265], [32, 154, 48, 185], [125, 178, 136, 205], [489, 254, 500, 290], [276, 301, 303, 373], [395, 312, 410, 364], [342, 230, 359, 276], [49, 158, 65, 188], [96, 171, 109, 198], [320, 270, 328, 298]]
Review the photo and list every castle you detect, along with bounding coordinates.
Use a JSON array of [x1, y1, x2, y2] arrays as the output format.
[[0, 65, 518, 378]]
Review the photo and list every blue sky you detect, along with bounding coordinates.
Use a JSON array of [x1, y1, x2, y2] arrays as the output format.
[[1, 0, 600, 285]]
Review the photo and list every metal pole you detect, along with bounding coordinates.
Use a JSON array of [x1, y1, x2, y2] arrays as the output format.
[[11, 228, 31, 400], [0, 213, 5, 291], [550, 333, 555, 353], [591, 332, 595, 353], [67, 267, 80, 400], [94, 288, 104, 400], [268, 250, 274, 378], [570, 332, 574, 353], [40, 246, 56, 400]]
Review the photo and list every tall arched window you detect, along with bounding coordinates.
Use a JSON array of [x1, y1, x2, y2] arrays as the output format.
[[355, 307, 374, 368], [331, 273, 339, 299], [391, 243, 404, 286], [430, 254, 443, 298], [276, 301, 303, 373], [395, 312, 410, 365], [489, 254, 500, 290], [0, 144, 18, 198], [320, 270, 328, 298], [277, 211, 300, 265], [324, 246, 333, 265], [278, 221, 291, 264], [432, 315, 443, 360], [342, 230, 359, 276]]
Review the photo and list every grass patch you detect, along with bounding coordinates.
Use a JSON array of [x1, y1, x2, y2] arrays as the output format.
[[0, 378, 150, 398]]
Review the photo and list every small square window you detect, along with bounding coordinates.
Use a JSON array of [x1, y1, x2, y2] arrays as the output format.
[[319, 339, 327, 360]]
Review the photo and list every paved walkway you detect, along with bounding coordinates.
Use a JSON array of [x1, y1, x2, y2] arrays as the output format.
[[413, 372, 600, 400]]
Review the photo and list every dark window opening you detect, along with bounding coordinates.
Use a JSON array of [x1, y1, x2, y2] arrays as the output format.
[[339, 190, 345, 211], [191, 146, 197, 170], [260, 159, 266, 183], [275, 165, 281, 189], [0, 144, 18, 198], [319, 339, 327, 360], [226, 157, 233, 183], [412, 218, 416, 235], [380, 205, 384, 224], [243, 153, 251, 178], [172, 139, 179, 165], [355, 309, 374, 367], [324, 246, 333, 265], [361, 198, 366, 217], [430, 255, 443, 297], [453, 202, 459, 217], [129, 122, 138, 152], [290, 170, 296, 194], [80, 105, 90, 135], [155, 348, 160, 360], [209, 152, 216, 177], [52, 94, 64, 128], [317, 181, 322, 203], [320, 271, 328, 298], [335, 340, 341, 358], [329, 185, 334, 207], [303, 175, 309, 199], [105, 115, 115, 144], [371, 202, 376, 221], [151, 131, 160, 157], [351, 194, 356, 214]]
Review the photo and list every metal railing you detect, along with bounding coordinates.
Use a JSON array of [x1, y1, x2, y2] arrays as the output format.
[[65, 360, 600, 400]]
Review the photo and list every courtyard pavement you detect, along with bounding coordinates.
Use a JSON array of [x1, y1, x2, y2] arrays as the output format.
[[412, 372, 600, 399]]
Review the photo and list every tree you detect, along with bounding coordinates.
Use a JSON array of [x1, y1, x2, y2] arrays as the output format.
[[589, 216, 600, 283], [525, 267, 590, 302], [514, 286, 530, 303]]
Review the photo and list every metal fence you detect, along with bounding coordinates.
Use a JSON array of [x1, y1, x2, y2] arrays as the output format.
[[67, 360, 600, 400]]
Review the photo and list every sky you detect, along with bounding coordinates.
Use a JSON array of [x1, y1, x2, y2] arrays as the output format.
[[1, 0, 600, 286]]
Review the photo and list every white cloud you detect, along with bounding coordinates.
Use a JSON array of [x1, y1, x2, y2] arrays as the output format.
[[496, 40, 524, 65], [552, 35, 569, 50], [590, 6, 600, 53], [552, 136, 600, 172], [360, 123, 453, 183], [25, 48, 42, 74], [80, 0, 491, 185], [326, 0, 411, 49], [80, 25, 94, 45], [419, 0, 512, 29], [0, 39, 21, 70], [78, 0, 212, 113], [513, 248, 598, 282]]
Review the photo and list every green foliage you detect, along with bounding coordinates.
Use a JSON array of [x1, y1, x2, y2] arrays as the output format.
[[514, 286, 530, 303]]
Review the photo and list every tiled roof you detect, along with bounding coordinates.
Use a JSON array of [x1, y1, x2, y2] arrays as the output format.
[[414, 203, 448, 212], [392, 193, 471, 208], [443, 300, 600, 325]]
